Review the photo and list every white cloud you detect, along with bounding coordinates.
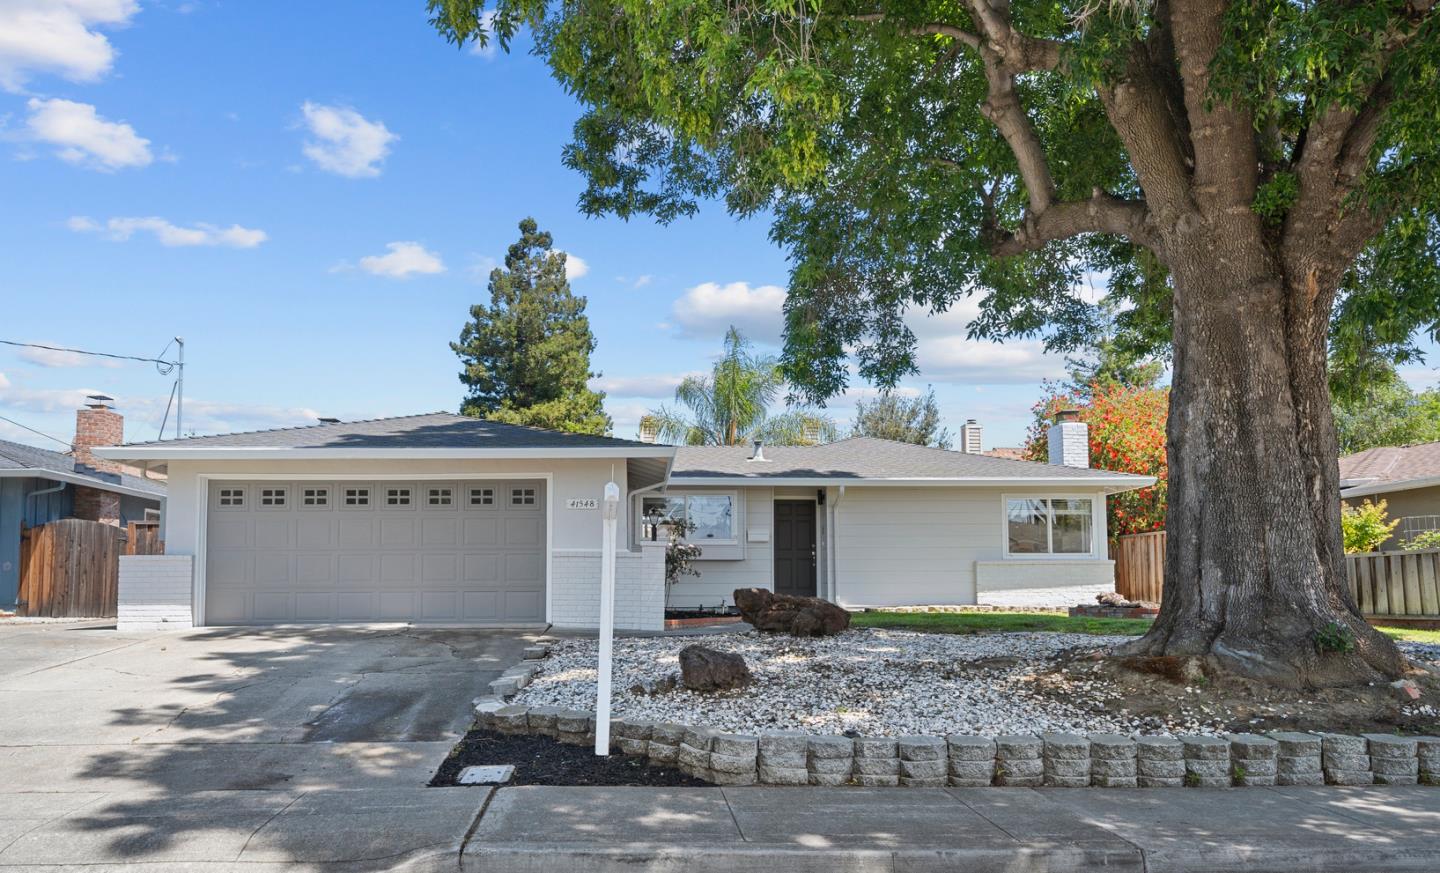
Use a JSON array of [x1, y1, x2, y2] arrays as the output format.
[[467, 11, 499, 58], [561, 251, 588, 281], [358, 241, 445, 279], [299, 101, 396, 178], [589, 373, 698, 398], [25, 97, 152, 170], [0, 0, 139, 92], [632, 274, 653, 288], [69, 215, 267, 248], [670, 281, 787, 344]]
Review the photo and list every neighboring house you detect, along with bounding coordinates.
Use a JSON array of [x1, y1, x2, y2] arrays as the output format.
[[0, 397, 166, 611], [1340, 441, 1440, 549], [95, 411, 1151, 632]]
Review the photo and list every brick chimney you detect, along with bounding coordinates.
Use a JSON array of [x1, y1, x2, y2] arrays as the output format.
[[1047, 409, 1090, 468], [959, 419, 983, 454], [73, 395, 123, 475]]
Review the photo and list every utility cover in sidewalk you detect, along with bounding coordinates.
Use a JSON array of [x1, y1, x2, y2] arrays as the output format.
[[458, 764, 515, 785]]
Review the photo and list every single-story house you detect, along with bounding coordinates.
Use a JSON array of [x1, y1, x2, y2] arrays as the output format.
[[94, 411, 1152, 631], [1, 397, 166, 611], [1340, 441, 1440, 549]]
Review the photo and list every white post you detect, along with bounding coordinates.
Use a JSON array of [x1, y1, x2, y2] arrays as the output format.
[[594, 480, 620, 756]]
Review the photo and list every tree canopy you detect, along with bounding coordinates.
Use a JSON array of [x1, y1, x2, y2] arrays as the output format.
[[430, 0, 1440, 401], [647, 327, 837, 445], [453, 217, 611, 434], [1332, 363, 1440, 454], [850, 387, 953, 448]]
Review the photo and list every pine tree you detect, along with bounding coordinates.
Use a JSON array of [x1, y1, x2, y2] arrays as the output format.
[[851, 388, 953, 449], [453, 217, 611, 434]]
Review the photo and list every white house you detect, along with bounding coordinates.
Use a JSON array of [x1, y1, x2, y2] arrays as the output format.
[[95, 412, 1153, 632]]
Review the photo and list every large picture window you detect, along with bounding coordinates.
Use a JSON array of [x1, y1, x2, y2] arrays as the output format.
[[640, 492, 737, 542], [1006, 497, 1093, 556]]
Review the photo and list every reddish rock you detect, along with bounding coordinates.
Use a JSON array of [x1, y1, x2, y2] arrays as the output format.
[[733, 588, 851, 637], [678, 645, 752, 692]]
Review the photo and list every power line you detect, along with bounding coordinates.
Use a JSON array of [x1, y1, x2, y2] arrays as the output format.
[[0, 414, 70, 448], [0, 339, 178, 369]]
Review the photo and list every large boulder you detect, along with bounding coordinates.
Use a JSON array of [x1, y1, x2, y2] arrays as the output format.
[[678, 644, 752, 692], [733, 588, 851, 637]]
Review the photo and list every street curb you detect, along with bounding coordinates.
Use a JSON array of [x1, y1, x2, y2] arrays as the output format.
[[459, 842, 1146, 873]]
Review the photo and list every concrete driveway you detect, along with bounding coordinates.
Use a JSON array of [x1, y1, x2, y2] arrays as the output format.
[[0, 621, 533, 870]]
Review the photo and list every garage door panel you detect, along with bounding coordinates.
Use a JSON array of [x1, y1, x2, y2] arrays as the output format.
[[422, 553, 458, 582], [252, 591, 293, 622], [337, 518, 374, 548], [422, 517, 459, 546], [255, 553, 292, 585], [295, 553, 334, 585], [296, 517, 334, 549], [336, 592, 376, 620], [504, 517, 541, 547], [379, 518, 416, 547], [206, 479, 546, 625], [379, 553, 416, 583], [463, 518, 498, 547], [336, 553, 374, 583]]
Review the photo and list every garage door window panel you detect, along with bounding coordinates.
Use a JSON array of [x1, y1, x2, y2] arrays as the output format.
[[342, 486, 372, 510]]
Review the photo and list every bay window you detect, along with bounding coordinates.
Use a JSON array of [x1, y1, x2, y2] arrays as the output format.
[[1006, 497, 1094, 556]]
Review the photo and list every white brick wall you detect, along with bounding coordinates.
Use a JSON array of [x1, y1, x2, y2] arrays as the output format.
[[118, 555, 194, 632], [551, 543, 665, 631], [1047, 421, 1090, 468], [974, 559, 1115, 593]]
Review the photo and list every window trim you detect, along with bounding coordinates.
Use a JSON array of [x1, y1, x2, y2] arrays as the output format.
[[1000, 493, 1103, 560], [383, 485, 415, 509], [634, 490, 740, 546], [256, 485, 289, 511], [216, 486, 246, 510], [299, 484, 332, 510], [340, 484, 373, 510], [467, 485, 497, 508]]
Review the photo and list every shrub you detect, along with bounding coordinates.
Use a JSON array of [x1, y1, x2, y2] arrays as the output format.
[[663, 518, 702, 586], [1314, 622, 1356, 654], [1400, 529, 1440, 551], [1340, 499, 1400, 554]]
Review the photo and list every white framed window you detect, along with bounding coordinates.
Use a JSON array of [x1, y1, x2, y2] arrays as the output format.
[[217, 487, 245, 508], [638, 491, 737, 543], [259, 486, 287, 508], [1005, 496, 1095, 557], [427, 487, 454, 506], [342, 486, 371, 508], [301, 486, 330, 508], [510, 487, 537, 506], [468, 486, 495, 507], [385, 487, 413, 507]]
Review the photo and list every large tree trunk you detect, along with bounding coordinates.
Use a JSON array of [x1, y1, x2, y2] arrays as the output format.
[[1121, 236, 1407, 687]]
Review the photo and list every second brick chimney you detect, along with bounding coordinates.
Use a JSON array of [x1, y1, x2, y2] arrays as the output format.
[[74, 395, 124, 475]]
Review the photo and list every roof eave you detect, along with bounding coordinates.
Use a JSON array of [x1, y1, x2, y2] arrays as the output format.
[[1340, 474, 1440, 500], [0, 468, 166, 500], [666, 474, 1157, 491], [91, 446, 678, 462]]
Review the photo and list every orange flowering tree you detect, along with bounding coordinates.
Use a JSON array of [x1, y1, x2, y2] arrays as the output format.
[[1024, 383, 1169, 537]]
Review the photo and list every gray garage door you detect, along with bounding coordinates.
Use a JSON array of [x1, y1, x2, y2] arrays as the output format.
[[204, 480, 545, 625]]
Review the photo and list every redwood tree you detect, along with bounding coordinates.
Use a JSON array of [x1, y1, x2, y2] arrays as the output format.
[[429, 1, 1440, 684]]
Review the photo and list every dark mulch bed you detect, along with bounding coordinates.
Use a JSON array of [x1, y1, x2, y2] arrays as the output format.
[[430, 728, 712, 787]]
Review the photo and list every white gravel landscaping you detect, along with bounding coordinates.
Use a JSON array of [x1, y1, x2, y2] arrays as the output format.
[[514, 628, 1225, 736]]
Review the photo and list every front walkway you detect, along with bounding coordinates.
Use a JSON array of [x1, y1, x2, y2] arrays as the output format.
[[0, 621, 532, 870]]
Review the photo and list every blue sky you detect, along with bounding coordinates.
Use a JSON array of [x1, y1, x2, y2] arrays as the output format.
[[3, 2, 1429, 456]]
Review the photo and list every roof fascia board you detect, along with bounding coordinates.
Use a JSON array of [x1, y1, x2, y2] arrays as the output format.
[[667, 475, 1157, 489], [92, 446, 677, 461], [0, 468, 166, 500], [1340, 474, 1440, 499]]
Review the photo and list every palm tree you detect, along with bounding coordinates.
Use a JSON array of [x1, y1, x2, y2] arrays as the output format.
[[646, 327, 837, 446]]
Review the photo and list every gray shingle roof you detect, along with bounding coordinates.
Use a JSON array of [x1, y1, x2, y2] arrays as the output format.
[[0, 438, 166, 498], [116, 412, 661, 450], [1339, 441, 1440, 493], [670, 437, 1151, 483]]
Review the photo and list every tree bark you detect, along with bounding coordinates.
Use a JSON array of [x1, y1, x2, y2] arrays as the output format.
[[1119, 227, 1407, 686]]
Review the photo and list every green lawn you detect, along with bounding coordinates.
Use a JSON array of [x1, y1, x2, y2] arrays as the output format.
[[851, 610, 1440, 644]]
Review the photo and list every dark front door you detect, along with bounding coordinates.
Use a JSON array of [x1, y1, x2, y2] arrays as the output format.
[[773, 500, 817, 598]]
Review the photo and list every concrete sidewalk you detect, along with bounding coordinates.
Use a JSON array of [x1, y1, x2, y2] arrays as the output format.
[[463, 784, 1440, 873]]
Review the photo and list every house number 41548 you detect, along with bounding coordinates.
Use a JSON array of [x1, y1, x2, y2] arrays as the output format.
[[566, 498, 599, 510]]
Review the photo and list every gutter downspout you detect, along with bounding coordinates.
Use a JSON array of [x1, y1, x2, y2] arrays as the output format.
[[26, 481, 67, 523], [828, 485, 846, 604]]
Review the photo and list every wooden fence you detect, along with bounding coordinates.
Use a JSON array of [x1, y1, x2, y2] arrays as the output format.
[[124, 521, 164, 556], [17, 519, 124, 617], [1345, 549, 1440, 619], [1111, 530, 1166, 603]]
